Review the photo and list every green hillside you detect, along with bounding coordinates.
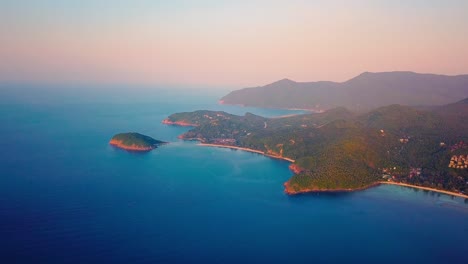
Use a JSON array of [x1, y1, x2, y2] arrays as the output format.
[[111, 133, 165, 148], [166, 99, 468, 194]]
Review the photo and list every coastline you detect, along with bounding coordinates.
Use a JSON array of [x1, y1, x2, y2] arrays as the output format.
[[109, 139, 154, 151], [198, 140, 466, 199], [284, 182, 382, 195], [164, 116, 468, 200], [198, 141, 468, 199], [379, 181, 468, 199], [198, 143, 295, 163], [283, 180, 468, 199], [218, 100, 323, 113], [162, 119, 198, 127], [271, 113, 307, 119]]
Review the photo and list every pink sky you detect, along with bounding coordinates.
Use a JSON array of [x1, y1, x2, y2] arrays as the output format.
[[1, 1, 468, 87]]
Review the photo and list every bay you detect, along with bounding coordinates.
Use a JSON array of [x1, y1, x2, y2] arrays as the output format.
[[0, 86, 467, 263]]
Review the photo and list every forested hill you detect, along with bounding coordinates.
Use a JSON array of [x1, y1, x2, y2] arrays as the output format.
[[165, 99, 468, 195], [220, 72, 468, 112]]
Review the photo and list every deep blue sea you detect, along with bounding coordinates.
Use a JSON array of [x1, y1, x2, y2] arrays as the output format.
[[1, 85, 467, 263]]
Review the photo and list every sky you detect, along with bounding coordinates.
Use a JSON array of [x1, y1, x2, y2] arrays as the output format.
[[1, 0, 468, 87]]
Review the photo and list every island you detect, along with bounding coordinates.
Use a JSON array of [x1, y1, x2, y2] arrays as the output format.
[[109, 132, 166, 152], [164, 98, 468, 197]]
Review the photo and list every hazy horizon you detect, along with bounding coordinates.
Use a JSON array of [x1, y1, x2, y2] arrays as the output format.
[[1, 2, 468, 263], [2, 0, 468, 87]]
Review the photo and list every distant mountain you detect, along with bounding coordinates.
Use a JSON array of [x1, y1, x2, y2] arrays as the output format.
[[220, 72, 468, 112]]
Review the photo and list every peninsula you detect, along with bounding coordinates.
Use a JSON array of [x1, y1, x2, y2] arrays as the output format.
[[109, 132, 166, 152], [165, 98, 468, 197]]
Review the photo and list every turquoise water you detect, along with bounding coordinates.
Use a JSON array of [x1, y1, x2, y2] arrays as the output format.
[[0, 86, 467, 263]]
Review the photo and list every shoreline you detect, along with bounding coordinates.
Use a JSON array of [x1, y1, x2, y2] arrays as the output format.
[[109, 140, 154, 151], [271, 113, 307, 119], [284, 180, 468, 199], [284, 182, 382, 195], [379, 181, 468, 199], [196, 141, 468, 198], [162, 119, 198, 127], [164, 117, 468, 199], [198, 143, 295, 163], [218, 100, 323, 113]]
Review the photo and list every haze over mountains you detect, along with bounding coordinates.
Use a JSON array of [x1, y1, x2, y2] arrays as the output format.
[[220, 72, 468, 112]]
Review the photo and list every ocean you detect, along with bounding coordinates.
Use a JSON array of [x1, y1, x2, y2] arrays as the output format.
[[0, 85, 467, 263]]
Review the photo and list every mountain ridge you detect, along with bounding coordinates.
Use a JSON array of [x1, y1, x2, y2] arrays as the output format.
[[221, 71, 468, 112]]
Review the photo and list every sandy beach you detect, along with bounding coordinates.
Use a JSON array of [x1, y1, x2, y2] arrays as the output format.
[[198, 143, 295, 163], [379, 181, 468, 199], [284, 181, 468, 198], [284, 181, 382, 195], [197, 143, 467, 199]]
